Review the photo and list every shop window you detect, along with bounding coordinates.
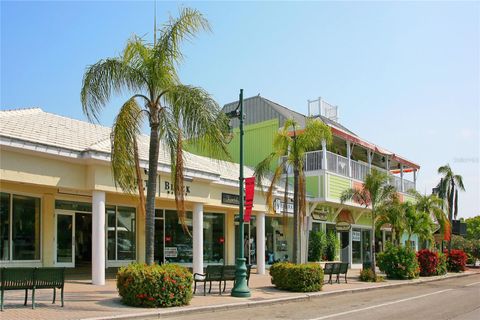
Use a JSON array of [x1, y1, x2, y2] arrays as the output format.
[[164, 210, 193, 263], [203, 213, 225, 264], [265, 216, 293, 264], [106, 205, 136, 261], [0, 192, 41, 261]]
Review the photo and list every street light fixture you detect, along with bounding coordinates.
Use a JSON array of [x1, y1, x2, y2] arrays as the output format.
[[226, 89, 251, 298]]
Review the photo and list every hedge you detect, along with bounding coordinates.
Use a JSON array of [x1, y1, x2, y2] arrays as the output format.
[[117, 263, 193, 307], [377, 244, 419, 279], [445, 249, 467, 272], [270, 262, 324, 292], [416, 249, 439, 277]]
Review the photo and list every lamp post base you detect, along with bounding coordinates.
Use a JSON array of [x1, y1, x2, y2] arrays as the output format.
[[231, 257, 251, 297]]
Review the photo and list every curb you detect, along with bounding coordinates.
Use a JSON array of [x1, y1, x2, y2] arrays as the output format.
[[82, 272, 477, 320]]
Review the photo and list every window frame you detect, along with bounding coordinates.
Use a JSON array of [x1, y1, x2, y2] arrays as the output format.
[[106, 204, 136, 267]]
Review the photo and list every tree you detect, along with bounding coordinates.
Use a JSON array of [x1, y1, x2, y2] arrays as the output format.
[[376, 197, 405, 246], [403, 202, 435, 248], [410, 190, 450, 243], [436, 164, 465, 251], [465, 216, 480, 240], [254, 118, 332, 263], [340, 169, 397, 276], [81, 8, 229, 265]]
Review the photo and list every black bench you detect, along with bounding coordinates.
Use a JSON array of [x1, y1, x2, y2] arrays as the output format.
[[0, 267, 65, 311], [323, 262, 349, 284], [194, 264, 253, 295]]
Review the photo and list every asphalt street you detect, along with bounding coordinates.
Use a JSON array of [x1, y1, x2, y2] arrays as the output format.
[[158, 274, 480, 320]]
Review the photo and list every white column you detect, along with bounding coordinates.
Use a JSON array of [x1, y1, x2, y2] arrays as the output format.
[[413, 170, 417, 189], [346, 141, 352, 178], [400, 164, 404, 192], [256, 212, 265, 275], [92, 191, 106, 285], [367, 150, 373, 172], [321, 139, 327, 170], [193, 203, 204, 275]]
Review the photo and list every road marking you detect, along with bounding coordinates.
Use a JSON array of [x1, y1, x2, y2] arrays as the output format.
[[308, 289, 453, 320], [465, 281, 480, 287]]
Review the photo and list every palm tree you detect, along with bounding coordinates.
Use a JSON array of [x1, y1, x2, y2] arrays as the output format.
[[403, 202, 435, 249], [254, 118, 332, 263], [410, 190, 450, 245], [376, 197, 405, 246], [81, 8, 229, 265], [340, 169, 397, 276], [436, 164, 465, 251]]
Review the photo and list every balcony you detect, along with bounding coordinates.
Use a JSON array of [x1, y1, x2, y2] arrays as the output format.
[[281, 150, 415, 194]]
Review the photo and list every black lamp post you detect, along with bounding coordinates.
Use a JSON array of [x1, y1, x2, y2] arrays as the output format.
[[226, 89, 250, 298]]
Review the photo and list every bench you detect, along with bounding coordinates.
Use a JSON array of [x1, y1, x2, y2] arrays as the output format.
[[323, 262, 348, 284], [194, 264, 252, 295], [0, 267, 65, 311]]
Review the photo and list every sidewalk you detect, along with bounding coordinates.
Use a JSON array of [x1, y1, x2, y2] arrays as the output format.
[[1, 269, 478, 320]]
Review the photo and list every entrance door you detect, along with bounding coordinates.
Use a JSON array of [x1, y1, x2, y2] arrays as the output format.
[[55, 211, 75, 267], [154, 218, 164, 264], [75, 213, 92, 268], [340, 231, 349, 263]]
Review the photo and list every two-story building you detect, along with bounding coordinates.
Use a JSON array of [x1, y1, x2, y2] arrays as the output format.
[[223, 95, 420, 268]]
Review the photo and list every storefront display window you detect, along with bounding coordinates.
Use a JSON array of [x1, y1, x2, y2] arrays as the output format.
[[106, 205, 136, 261], [203, 213, 225, 264], [0, 192, 41, 261], [352, 227, 372, 264], [265, 216, 293, 265]]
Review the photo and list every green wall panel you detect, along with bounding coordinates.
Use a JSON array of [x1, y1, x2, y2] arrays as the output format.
[[328, 174, 351, 200], [306, 176, 319, 198]]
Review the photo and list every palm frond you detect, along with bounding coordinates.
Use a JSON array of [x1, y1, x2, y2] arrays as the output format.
[[81, 59, 146, 122]]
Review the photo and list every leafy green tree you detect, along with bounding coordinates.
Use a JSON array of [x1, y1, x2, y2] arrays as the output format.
[[340, 169, 397, 277], [410, 191, 449, 242], [465, 216, 480, 240], [376, 197, 405, 246], [81, 8, 229, 265], [254, 118, 332, 263], [403, 202, 435, 248]]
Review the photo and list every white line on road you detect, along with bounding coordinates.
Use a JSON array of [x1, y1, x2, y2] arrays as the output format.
[[465, 281, 480, 287], [308, 289, 454, 320]]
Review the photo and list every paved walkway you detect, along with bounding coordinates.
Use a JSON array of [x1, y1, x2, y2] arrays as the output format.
[[1, 269, 478, 320]]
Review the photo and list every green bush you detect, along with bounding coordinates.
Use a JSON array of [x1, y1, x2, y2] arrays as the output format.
[[117, 263, 193, 307], [270, 262, 324, 292], [308, 230, 327, 261], [326, 231, 339, 261], [436, 252, 447, 275], [377, 244, 419, 279], [359, 268, 384, 282]]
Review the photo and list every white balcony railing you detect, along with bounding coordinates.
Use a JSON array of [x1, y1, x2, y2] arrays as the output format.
[[280, 150, 415, 193]]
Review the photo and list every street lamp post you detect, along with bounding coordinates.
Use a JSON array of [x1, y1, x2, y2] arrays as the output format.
[[226, 89, 251, 298]]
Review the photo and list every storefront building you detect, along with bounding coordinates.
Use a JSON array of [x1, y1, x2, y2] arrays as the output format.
[[0, 108, 296, 284]]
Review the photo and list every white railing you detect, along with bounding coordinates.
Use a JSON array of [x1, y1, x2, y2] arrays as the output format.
[[326, 151, 349, 177], [351, 161, 369, 182], [280, 150, 415, 193]]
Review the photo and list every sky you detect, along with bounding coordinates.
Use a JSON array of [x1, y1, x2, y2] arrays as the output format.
[[1, 1, 479, 218]]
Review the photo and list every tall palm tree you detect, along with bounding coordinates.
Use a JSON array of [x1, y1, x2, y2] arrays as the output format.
[[403, 202, 435, 249], [340, 169, 397, 276], [376, 197, 405, 246], [410, 190, 450, 244], [254, 118, 332, 263], [436, 164, 465, 251], [81, 8, 229, 265]]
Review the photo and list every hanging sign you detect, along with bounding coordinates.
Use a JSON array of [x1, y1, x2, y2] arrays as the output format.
[[244, 177, 255, 222], [221, 193, 240, 205], [335, 221, 351, 232], [311, 209, 328, 221]]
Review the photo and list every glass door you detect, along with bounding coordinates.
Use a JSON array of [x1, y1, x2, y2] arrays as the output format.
[[55, 211, 75, 267]]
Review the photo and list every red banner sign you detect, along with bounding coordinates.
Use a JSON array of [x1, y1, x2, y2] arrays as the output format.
[[244, 177, 255, 222]]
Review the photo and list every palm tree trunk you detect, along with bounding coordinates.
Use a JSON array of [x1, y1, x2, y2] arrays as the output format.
[[293, 167, 299, 264], [145, 122, 160, 265], [448, 184, 455, 253]]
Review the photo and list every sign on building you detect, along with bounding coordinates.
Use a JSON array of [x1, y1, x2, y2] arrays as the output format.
[[273, 198, 294, 214]]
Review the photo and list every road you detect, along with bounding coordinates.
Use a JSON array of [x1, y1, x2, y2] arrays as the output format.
[[158, 274, 480, 320]]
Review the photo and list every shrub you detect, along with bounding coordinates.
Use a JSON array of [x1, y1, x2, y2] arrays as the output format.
[[270, 262, 324, 292], [325, 231, 339, 261], [445, 249, 467, 272], [416, 249, 439, 276], [308, 230, 327, 262], [377, 244, 419, 279], [436, 252, 447, 275], [359, 268, 384, 282], [117, 263, 193, 307]]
